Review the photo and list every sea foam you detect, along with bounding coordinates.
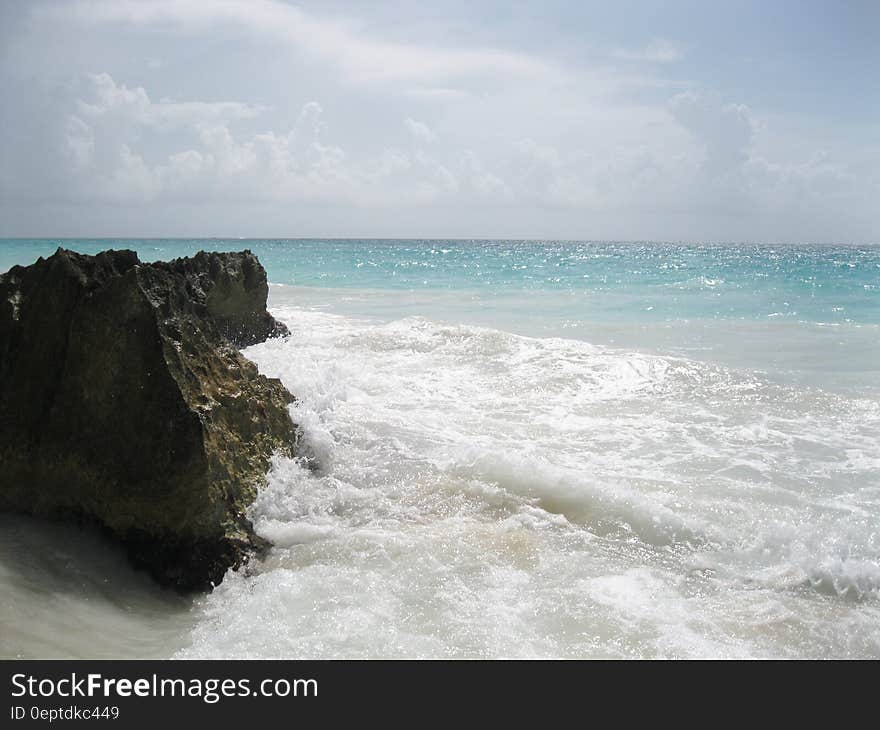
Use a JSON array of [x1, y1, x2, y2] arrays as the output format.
[[177, 304, 880, 658]]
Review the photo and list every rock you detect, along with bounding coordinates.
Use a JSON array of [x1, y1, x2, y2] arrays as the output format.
[[155, 250, 289, 347], [0, 248, 298, 591]]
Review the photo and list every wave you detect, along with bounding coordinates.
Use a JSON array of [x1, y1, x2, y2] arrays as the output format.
[[175, 305, 880, 658]]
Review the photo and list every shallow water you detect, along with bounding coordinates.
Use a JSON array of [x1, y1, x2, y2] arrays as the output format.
[[0, 515, 192, 659], [2, 240, 879, 658]]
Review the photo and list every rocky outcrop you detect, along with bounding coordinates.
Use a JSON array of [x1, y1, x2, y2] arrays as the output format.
[[0, 248, 297, 591]]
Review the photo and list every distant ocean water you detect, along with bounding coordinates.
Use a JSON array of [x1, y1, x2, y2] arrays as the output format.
[[2, 239, 879, 658]]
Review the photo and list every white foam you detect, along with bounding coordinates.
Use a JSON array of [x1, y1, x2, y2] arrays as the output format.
[[177, 306, 880, 658]]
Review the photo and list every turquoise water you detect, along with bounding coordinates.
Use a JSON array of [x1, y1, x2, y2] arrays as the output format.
[[2, 239, 880, 658], [3, 239, 878, 391], [3, 239, 879, 324]]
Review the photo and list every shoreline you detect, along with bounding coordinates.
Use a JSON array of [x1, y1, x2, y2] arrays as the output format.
[[2, 242, 879, 659]]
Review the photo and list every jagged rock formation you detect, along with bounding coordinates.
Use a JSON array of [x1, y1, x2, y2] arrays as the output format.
[[0, 248, 297, 591]]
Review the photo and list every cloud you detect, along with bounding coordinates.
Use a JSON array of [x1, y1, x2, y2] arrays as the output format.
[[76, 72, 267, 131], [54, 73, 273, 201], [404, 118, 436, 144], [663, 88, 868, 226], [49, 0, 555, 86], [50, 73, 658, 210], [64, 115, 94, 170], [613, 39, 685, 63], [669, 89, 754, 178], [51, 73, 466, 206], [39, 71, 864, 230], [2, 1, 874, 242]]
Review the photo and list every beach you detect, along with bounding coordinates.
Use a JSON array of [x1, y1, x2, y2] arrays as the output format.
[[2, 239, 879, 658]]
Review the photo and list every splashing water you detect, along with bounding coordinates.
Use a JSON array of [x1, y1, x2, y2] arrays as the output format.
[[2, 240, 879, 658]]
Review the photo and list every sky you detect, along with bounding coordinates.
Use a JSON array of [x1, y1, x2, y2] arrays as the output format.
[[0, 0, 877, 242]]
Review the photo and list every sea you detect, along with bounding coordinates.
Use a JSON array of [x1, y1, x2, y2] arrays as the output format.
[[1, 238, 879, 659]]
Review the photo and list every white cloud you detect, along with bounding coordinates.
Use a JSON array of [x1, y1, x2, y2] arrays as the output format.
[[50, 0, 555, 86], [669, 89, 754, 178], [64, 115, 94, 170], [2, 1, 873, 241], [613, 39, 685, 63], [77, 72, 267, 130], [404, 118, 436, 144], [50, 71, 866, 232], [58, 73, 466, 206]]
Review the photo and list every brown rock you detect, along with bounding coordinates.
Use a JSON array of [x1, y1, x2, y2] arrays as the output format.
[[0, 248, 298, 590]]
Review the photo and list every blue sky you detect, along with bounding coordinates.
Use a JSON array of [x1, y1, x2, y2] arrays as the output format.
[[0, 0, 877, 242]]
